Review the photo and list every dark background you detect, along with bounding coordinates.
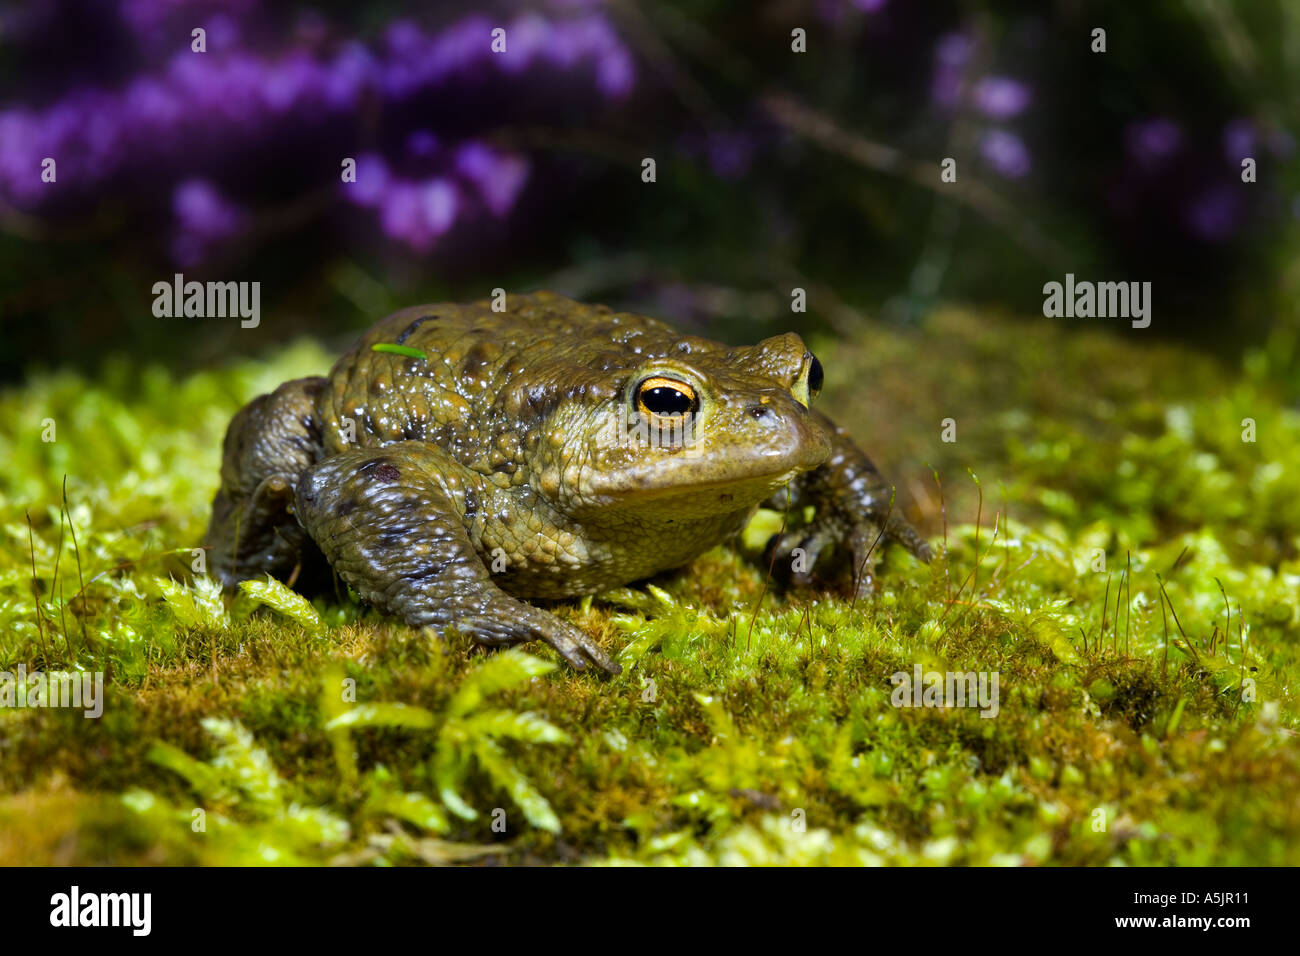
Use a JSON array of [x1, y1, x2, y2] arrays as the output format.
[[1, 0, 1296, 387]]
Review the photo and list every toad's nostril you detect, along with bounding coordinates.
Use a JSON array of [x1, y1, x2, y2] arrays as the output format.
[[748, 404, 771, 419]]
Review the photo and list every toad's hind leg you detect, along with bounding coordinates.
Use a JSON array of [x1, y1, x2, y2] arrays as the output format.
[[293, 441, 620, 675], [203, 377, 328, 587]]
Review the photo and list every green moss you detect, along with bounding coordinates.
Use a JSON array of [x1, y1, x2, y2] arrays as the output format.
[[0, 312, 1297, 865]]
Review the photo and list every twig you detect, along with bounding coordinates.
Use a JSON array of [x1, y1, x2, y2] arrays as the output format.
[[761, 93, 1071, 267]]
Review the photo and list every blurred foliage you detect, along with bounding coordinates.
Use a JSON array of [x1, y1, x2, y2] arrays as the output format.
[[0, 0, 1298, 388], [0, 302, 1296, 865]]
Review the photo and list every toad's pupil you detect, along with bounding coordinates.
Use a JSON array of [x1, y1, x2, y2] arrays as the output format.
[[643, 386, 694, 416], [807, 356, 824, 395]]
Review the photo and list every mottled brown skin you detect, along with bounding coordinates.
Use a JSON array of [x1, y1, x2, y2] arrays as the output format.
[[203, 291, 931, 673]]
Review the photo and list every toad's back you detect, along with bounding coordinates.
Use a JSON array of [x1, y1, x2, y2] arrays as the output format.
[[317, 291, 726, 477]]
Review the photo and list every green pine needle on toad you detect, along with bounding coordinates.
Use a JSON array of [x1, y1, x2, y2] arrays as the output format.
[[371, 343, 428, 360]]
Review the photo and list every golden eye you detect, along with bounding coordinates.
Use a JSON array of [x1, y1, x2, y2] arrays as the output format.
[[636, 376, 699, 418]]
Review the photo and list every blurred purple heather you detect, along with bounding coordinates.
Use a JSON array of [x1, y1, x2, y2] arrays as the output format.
[[929, 32, 1033, 178], [1126, 118, 1182, 168], [453, 144, 530, 218], [1222, 119, 1297, 163], [1223, 119, 1257, 162], [931, 32, 974, 109], [171, 178, 245, 265], [343, 143, 530, 251], [979, 130, 1031, 179], [816, 0, 889, 21], [1186, 186, 1243, 242], [0, 3, 633, 260], [973, 77, 1031, 120], [931, 33, 1033, 121], [675, 129, 758, 181], [0, 0, 1282, 345]]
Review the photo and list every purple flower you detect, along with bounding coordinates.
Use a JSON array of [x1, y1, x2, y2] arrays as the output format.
[[121, 0, 258, 35], [1220, 118, 1295, 162], [421, 179, 459, 237], [171, 178, 245, 265], [379, 182, 428, 249], [1126, 118, 1182, 168], [123, 76, 183, 129], [345, 155, 391, 207], [454, 143, 530, 217], [555, 16, 634, 95], [973, 77, 1031, 120], [595, 48, 635, 97], [932, 33, 974, 108], [373, 177, 460, 251], [1185, 186, 1242, 241], [979, 129, 1031, 178], [173, 179, 244, 239], [406, 130, 440, 159], [705, 132, 754, 179], [0, 8, 635, 217], [936, 32, 974, 68], [260, 52, 322, 113], [203, 12, 241, 49], [339, 140, 529, 250], [503, 13, 553, 70], [816, 0, 888, 21], [322, 42, 376, 109], [1223, 118, 1255, 161]]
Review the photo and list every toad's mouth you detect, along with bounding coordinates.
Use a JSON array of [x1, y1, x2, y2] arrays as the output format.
[[581, 433, 832, 508]]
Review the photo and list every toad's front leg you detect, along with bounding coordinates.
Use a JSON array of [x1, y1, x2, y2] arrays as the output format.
[[765, 410, 933, 599], [293, 441, 620, 674]]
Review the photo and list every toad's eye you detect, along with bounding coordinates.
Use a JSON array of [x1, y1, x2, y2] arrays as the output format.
[[807, 355, 824, 397], [636, 376, 699, 418]]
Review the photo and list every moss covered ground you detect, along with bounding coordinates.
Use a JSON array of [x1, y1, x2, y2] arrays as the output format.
[[1, 309, 1297, 865]]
